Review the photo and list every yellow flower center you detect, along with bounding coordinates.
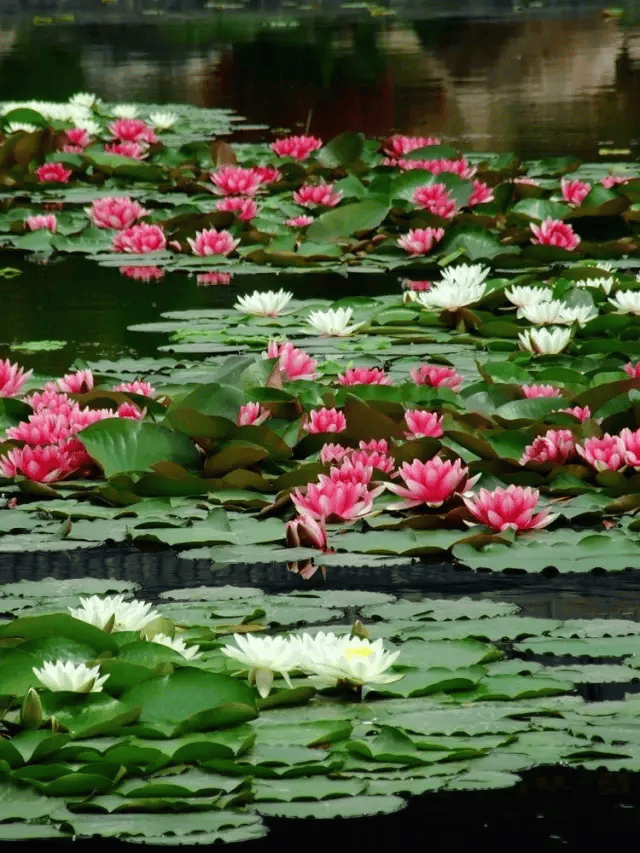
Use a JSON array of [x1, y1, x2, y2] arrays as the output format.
[[345, 647, 372, 658]]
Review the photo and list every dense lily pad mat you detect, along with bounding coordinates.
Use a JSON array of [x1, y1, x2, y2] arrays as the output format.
[[1, 581, 640, 842]]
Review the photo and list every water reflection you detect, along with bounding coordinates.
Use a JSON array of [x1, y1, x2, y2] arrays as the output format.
[[1, 10, 639, 155]]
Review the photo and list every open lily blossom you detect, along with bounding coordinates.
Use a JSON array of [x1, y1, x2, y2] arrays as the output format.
[[624, 362, 640, 378], [113, 380, 155, 397], [265, 340, 318, 380], [504, 285, 554, 309], [112, 223, 166, 253], [520, 429, 577, 465], [87, 196, 149, 229], [576, 435, 627, 472], [68, 594, 160, 632], [32, 661, 109, 693], [216, 196, 259, 221], [151, 633, 202, 660], [298, 634, 402, 690], [0, 358, 32, 397], [222, 634, 298, 698], [271, 135, 323, 160], [521, 384, 562, 399], [467, 179, 494, 206], [382, 134, 441, 157], [560, 405, 592, 422], [561, 178, 591, 206], [0, 443, 77, 483], [187, 228, 239, 257], [293, 182, 343, 208], [416, 279, 486, 311], [329, 458, 375, 485], [518, 326, 572, 355], [235, 289, 293, 317], [337, 367, 391, 386], [291, 476, 376, 522], [410, 364, 463, 392], [560, 304, 598, 326], [56, 369, 94, 394], [464, 485, 556, 532], [517, 299, 573, 325], [35, 162, 72, 183], [26, 214, 57, 232], [307, 307, 365, 336], [530, 218, 580, 250], [620, 427, 640, 467], [397, 227, 445, 255], [386, 456, 475, 509], [304, 407, 347, 434], [412, 183, 458, 218], [210, 165, 262, 196], [404, 409, 444, 439], [319, 443, 349, 465], [350, 443, 396, 475], [440, 263, 491, 290], [576, 276, 614, 294], [608, 291, 640, 315], [237, 401, 270, 426]]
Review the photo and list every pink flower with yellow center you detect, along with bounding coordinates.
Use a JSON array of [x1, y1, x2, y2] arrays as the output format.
[[0, 359, 32, 398], [26, 214, 57, 233], [187, 228, 239, 257], [112, 223, 166, 253], [467, 179, 494, 207], [520, 429, 576, 465], [521, 384, 562, 399], [197, 271, 232, 286], [561, 178, 591, 207], [119, 266, 165, 282], [410, 364, 463, 392], [293, 182, 342, 208], [386, 456, 474, 509], [382, 134, 440, 158], [210, 166, 262, 196], [464, 485, 555, 532], [576, 434, 626, 472], [304, 408, 347, 435], [397, 227, 445, 256], [87, 196, 150, 229], [104, 142, 148, 160], [216, 196, 259, 221], [291, 476, 375, 522], [35, 163, 72, 183], [285, 514, 328, 550], [337, 367, 391, 386], [266, 341, 318, 381], [113, 380, 155, 397], [530, 219, 580, 250], [108, 118, 156, 144], [412, 183, 457, 219], [0, 442, 77, 483], [404, 410, 444, 439], [271, 135, 323, 160], [236, 402, 270, 427]]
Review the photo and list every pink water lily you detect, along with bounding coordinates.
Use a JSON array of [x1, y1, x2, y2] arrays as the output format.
[[210, 165, 262, 196], [320, 443, 349, 465], [216, 196, 259, 221], [291, 476, 375, 522], [55, 370, 94, 394], [7, 412, 73, 445], [561, 178, 590, 206], [624, 362, 640, 379], [187, 228, 239, 257], [412, 183, 457, 219], [266, 341, 318, 381], [113, 380, 155, 397], [619, 427, 640, 468], [117, 402, 144, 420], [108, 118, 157, 144], [559, 405, 591, 422], [410, 364, 463, 392], [293, 182, 342, 208], [271, 135, 323, 160], [26, 214, 57, 233], [350, 446, 395, 475], [61, 127, 92, 152], [520, 429, 576, 465], [87, 196, 150, 229], [286, 215, 314, 228], [521, 384, 562, 398], [35, 163, 71, 183], [467, 179, 494, 206], [329, 458, 375, 485], [252, 165, 282, 184], [397, 227, 445, 256], [576, 434, 626, 472], [285, 514, 328, 550], [464, 485, 555, 532], [304, 408, 347, 435], [0, 442, 78, 483], [382, 134, 440, 158], [337, 367, 391, 386], [105, 141, 148, 160], [530, 218, 580, 250], [236, 402, 270, 426], [386, 456, 474, 509], [0, 359, 33, 397], [112, 223, 166, 253], [404, 410, 444, 439]]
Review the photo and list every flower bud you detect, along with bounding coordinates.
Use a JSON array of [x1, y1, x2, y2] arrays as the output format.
[[20, 688, 42, 730]]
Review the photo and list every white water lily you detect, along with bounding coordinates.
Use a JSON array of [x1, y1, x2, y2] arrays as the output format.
[[151, 632, 201, 660], [149, 111, 178, 130], [33, 660, 109, 693], [415, 279, 486, 311], [73, 117, 101, 136], [6, 122, 37, 134], [504, 285, 553, 309], [68, 594, 160, 632], [221, 634, 299, 698], [560, 303, 599, 326], [440, 263, 491, 290], [517, 299, 569, 324], [298, 633, 402, 689], [68, 92, 99, 108], [608, 290, 640, 315], [234, 289, 294, 318], [574, 276, 614, 294], [307, 307, 365, 336], [112, 104, 139, 118], [518, 325, 572, 355]]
